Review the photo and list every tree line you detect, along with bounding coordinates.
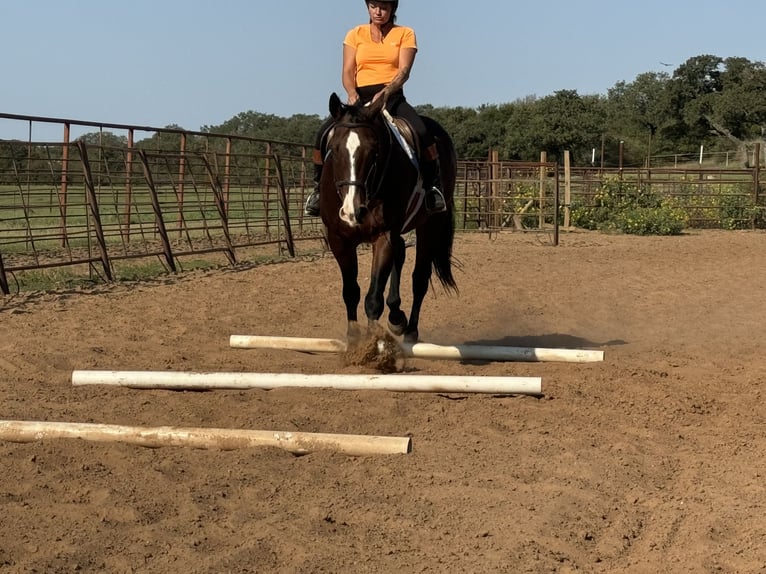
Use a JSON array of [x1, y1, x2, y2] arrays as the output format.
[[3, 54, 765, 175], [202, 54, 766, 168]]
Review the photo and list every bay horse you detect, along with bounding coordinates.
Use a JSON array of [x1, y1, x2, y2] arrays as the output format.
[[319, 92, 458, 344]]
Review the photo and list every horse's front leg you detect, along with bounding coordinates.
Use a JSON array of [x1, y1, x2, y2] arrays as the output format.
[[385, 234, 408, 336], [364, 234, 395, 329], [328, 235, 362, 343]]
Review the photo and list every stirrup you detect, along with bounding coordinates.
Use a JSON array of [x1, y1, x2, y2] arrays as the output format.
[[304, 191, 320, 216], [425, 187, 447, 214]]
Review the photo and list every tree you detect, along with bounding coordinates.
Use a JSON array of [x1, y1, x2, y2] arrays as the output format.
[[416, 105, 486, 159], [665, 55, 725, 149], [202, 112, 321, 145], [707, 57, 766, 164], [607, 72, 672, 166], [505, 90, 606, 164], [76, 131, 130, 183]]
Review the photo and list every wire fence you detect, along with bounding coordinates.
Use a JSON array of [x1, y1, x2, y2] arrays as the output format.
[[1, 113, 764, 294]]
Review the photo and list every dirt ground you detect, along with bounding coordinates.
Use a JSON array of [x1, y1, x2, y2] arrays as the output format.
[[1, 230, 765, 573]]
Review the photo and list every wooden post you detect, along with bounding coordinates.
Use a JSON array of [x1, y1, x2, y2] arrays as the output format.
[[539, 151, 547, 228], [72, 370, 544, 395], [563, 150, 571, 230], [618, 141, 624, 177], [753, 142, 761, 229], [553, 164, 560, 247], [229, 334, 604, 363], [0, 420, 412, 456], [490, 149, 500, 229]]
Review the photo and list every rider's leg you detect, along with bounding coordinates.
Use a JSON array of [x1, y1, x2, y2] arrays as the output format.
[[388, 98, 447, 214], [304, 148, 323, 216], [305, 117, 336, 216], [420, 143, 446, 214]]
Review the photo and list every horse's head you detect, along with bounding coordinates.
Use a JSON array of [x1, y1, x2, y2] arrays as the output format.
[[322, 92, 389, 227]]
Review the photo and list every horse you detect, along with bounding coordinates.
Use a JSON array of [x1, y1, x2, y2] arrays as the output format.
[[319, 92, 458, 344]]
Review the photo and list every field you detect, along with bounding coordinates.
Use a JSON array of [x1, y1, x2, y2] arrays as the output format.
[[1, 230, 765, 573]]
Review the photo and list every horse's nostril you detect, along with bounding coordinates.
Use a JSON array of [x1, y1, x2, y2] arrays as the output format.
[[354, 206, 368, 221]]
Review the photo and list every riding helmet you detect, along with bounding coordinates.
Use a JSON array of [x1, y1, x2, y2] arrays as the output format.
[[366, 0, 398, 7]]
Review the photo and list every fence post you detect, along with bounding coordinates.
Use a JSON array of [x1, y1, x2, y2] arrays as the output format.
[[272, 153, 296, 257], [264, 143, 272, 225], [59, 123, 70, 248], [754, 142, 761, 229], [200, 154, 236, 265], [619, 141, 624, 177], [177, 133, 186, 237], [538, 152, 547, 229], [563, 150, 571, 229], [490, 149, 500, 230], [224, 137, 232, 211], [553, 164, 560, 247], [123, 128, 134, 241], [76, 141, 113, 281], [137, 150, 178, 272]]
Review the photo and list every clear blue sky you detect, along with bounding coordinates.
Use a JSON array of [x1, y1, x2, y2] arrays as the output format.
[[2, 0, 765, 140]]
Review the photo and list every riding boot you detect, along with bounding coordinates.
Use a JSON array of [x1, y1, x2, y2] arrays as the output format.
[[421, 157, 447, 214], [304, 161, 323, 216]]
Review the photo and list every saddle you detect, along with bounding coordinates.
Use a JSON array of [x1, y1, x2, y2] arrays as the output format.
[[319, 114, 422, 166], [320, 112, 428, 230], [388, 116, 420, 158]]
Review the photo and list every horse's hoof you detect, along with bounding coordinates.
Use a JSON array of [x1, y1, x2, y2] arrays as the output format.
[[403, 330, 419, 344], [347, 321, 363, 344], [388, 320, 406, 336], [387, 312, 408, 336]]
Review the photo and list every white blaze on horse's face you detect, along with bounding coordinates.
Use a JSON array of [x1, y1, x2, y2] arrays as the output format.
[[339, 131, 363, 226]]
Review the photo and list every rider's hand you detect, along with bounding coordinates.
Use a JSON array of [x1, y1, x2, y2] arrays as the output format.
[[372, 88, 389, 105], [347, 93, 359, 105]]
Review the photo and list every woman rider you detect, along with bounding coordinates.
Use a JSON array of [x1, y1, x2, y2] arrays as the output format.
[[304, 0, 447, 216]]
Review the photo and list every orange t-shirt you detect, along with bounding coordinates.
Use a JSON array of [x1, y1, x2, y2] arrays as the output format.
[[343, 24, 417, 87]]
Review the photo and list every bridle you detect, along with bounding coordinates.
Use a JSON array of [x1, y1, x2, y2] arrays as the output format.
[[330, 120, 393, 203]]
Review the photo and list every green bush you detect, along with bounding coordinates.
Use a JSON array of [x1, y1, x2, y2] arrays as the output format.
[[571, 179, 687, 235], [608, 206, 686, 235]]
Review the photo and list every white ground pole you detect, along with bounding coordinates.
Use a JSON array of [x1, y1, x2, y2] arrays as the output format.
[[71, 370, 542, 395], [228, 335, 604, 363], [0, 420, 412, 456]]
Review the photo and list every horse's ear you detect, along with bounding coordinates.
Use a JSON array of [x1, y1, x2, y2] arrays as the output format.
[[329, 92, 344, 119], [366, 95, 386, 117]]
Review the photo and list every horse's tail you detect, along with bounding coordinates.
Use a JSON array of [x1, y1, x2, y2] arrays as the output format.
[[423, 116, 459, 294], [431, 202, 458, 294]]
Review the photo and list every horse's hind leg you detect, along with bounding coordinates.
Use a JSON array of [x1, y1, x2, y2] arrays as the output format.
[[385, 234, 408, 336], [404, 236, 433, 343]]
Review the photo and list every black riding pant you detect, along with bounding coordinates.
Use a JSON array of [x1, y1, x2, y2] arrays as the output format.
[[314, 84, 435, 155]]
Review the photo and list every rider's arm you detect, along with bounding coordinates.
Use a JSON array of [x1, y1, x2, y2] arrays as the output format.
[[382, 46, 416, 98], [342, 44, 359, 105]]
